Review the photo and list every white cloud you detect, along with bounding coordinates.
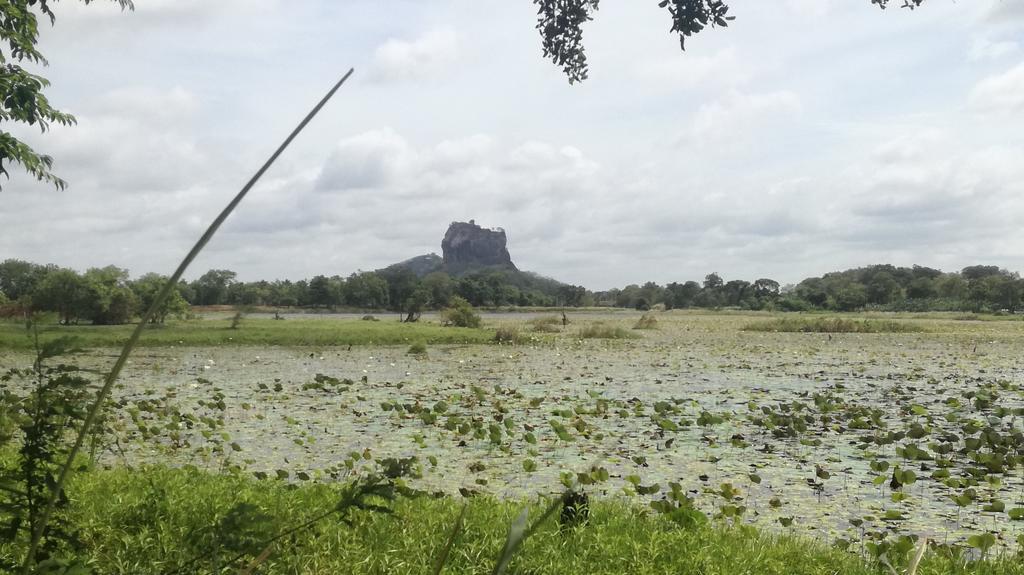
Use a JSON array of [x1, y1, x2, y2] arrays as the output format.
[[984, 0, 1024, 23], [969, 61, 1024, 114], [687, 89, 802, 149], [969, 37, 1019, 61], [634, 47, 746, 91], [785, 0, 834, 18], [368, 29, 458, 82], [316, 129, 415, 191]]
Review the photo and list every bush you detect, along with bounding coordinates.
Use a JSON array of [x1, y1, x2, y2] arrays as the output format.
[[441, 297, 481, 328], [528, 315, 562, 333], [578, 322, 638, 339], [407, 341, 427, 355], [633, 313, 658, 330], [494, 326, 520, 344]]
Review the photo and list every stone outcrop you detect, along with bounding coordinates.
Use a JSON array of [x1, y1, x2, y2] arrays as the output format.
[[441, 220, 517, 275]]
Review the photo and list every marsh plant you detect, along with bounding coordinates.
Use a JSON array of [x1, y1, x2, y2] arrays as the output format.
[[493, 326, 521, 344], [0, 327, 101, 571], [633, 313, 659, 330], [578, 322, 638, 339]]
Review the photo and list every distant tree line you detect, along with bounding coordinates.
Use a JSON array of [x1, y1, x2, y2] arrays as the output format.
[[0, 260, 589, 325], [2, 259, 1021, 326], [596, 265, 1024, 314]]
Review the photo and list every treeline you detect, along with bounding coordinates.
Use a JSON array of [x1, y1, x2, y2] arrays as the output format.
[[0, 260, 587, 324], [597, 265, 1024, 314], [2, 259, 1021, 326]]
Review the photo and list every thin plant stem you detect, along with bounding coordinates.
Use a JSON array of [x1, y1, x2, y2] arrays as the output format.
[[21, 67, 355, 572]]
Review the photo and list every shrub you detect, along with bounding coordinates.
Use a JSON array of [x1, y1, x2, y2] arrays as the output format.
[[441, 296, 481, 328], [407, 341, 427, 355], [494, 326, 520, 344], [528, 315, 562, 333], [578, 322, 638, 339], [633, 313, 658, 330]]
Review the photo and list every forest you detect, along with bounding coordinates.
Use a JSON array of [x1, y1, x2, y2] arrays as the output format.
[[2, 259, 1021, 325]]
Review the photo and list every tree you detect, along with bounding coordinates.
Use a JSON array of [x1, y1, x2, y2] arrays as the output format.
[[665, 281, 700, 309], [83, 266, 137, 324], [703, 273, 723, 290], [906, 277, 937, 300], [191, 269, 237, 306], [866, 271, 900, 305], [308, 275, 335, 308], [422, 272, 454, 308], [532, 0, 924, 83], [130, 273, 189, 323], [752, 278, 780, 299], [794, 277, 828, 308], [32, 268, 91, 324], [344, 272, 388, 309], [722, 279, 750, 307], [1, 0, 133, 188], [0, 259, 51, 301]]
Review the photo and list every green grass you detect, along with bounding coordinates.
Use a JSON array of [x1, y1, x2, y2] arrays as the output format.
[[24, 465, 1019, 574], [0, 317, 497, 349], [743, 317, 925, 334]]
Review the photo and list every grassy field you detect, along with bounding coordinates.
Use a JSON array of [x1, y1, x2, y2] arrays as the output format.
[[27, 464, 1022, 574], [0, 316, 499, 349]]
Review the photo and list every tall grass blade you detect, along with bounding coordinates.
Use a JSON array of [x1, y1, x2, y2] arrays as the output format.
[[431, 504, 467, 575], [21, 67, 356, 573], [906, 538, 927, 575], [491, 498, 561, 575]]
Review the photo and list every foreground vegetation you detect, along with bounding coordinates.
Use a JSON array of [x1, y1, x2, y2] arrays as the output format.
[[6, 464, 1021, 574]]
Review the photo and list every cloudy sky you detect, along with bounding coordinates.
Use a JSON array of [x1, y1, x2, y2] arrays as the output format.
[[2, 0, 1023, 289]]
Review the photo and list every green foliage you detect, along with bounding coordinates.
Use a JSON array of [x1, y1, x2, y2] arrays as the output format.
[[0, 0, 133, 189], [442, 296, 482, 328], [9, 463, 1021, 574], [130, 273, 189, 324], [408, 341, 427, 356], [532, 0, 922, 83], [0, 331, 98, 569]]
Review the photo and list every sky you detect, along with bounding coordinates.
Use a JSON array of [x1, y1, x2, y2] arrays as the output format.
[[2, 0, 1023, 290]]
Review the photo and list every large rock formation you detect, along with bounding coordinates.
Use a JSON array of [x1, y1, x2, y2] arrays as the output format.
[[441, 220, 517, 275]]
